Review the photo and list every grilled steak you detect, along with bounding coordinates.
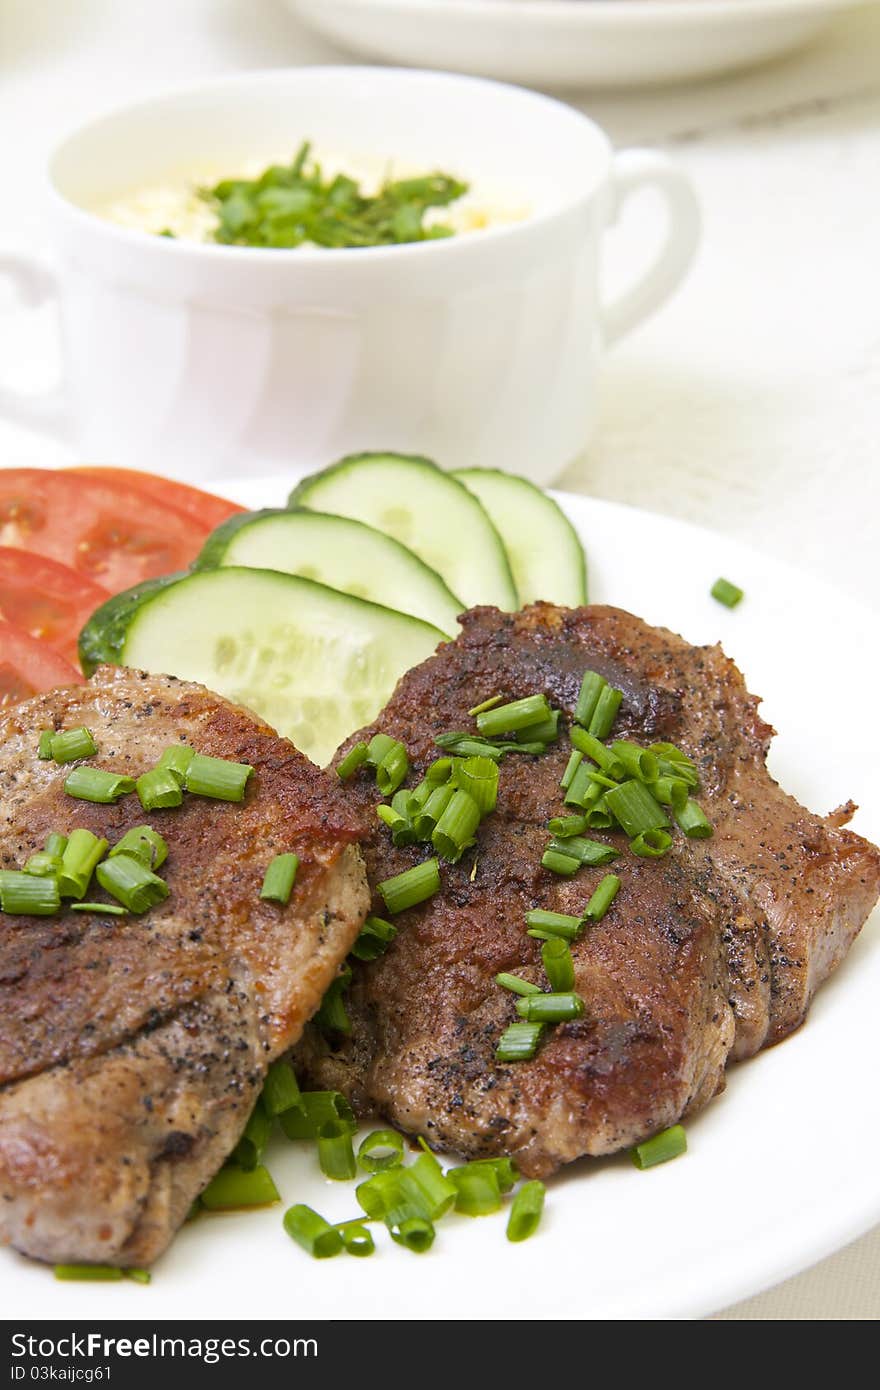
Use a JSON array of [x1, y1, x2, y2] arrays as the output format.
[[0, 666, 369, 1266], [297, 604, 880, 1176]]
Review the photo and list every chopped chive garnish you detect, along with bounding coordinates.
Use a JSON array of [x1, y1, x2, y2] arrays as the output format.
[[603, 780, 669, 838], [37, 729, 54, 759], [425, 757, 454, 785], [465, 1156, 519, 1193], [569, 727, 625, 779], [232, 1099, 271, 1171], [584, 873, 620, 921], [23, 849, 63, 878], [495, 972, 542, 996], [448, 1164, 502, 1217], [506, 1180, 546, 1243], [563, 760, 604, 810], [366, 733, 396, 767], [358, 1129, 405, 1173], [451, 755, 499, 815], [432, 789, 481, 862], [434, 733, 504, 760], [262, 1059, 301, 1117], [657, 758, 699, 789], [412, 782, 454, 839], [185, 753, 253, 802], [64, 766, 135, 803], [377, 803, 417, 847], [95, 854, 169, 914], [316, 967, 352, 1035], [475, 693, 550, 737], [515, 709, 560, 745], [541, 848, 580, 876], [585, 807, 615, 830], [58, 829, 108, 900], [631, 1124, 687, 1169], [585, 770, 618, 790], [377, 857, 441, 914], [375, 740, 409, 796], [515, 991, 585, 1023], [407, 1150, 458, 1219], [587, 685, 623, 738], [496, 1020, 545, 1061], [541, 938, 575, 992], [630, 828, 673, 858], [524, 909, 581, 940], [468, 694, 503, 717], [610, 741, 658, 783], [48, 727, 98, 764], [350, 914, 397, 962], [711, 577, 743, 608], [53, 1265, 123, 1282], [650, 775, 689, 813], [318, 1119, 357, 1181], [547, 813, 588, 838], [200, 1163, 280, 1209], [69, 902, 128, 916], [675, 800, 714, 838], [126, 1269, 152, 1284], [136, 766, 183, 811], [560, 748, 583, 791], [279, 1090, 355, 1141], [283, 1204, 343, 1259], [0, 871, 59, 916], [109, 825, 167, 870], [157, 744, 195, 782], [44, 832, 67, 858], [548, 835, 618, 867], [336, 1221, 375, 1257], [390, 1217, 435, 1253], [260, 852, 299, 905], [574, 670, 607, 729]]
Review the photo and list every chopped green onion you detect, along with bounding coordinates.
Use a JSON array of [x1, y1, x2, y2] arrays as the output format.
[[125, 1269, 151, 1284], [376, 740, 409, 796], [157, 744, 195, 782], [95, 854, 169, 914], [650, 776, 689, 813], [378, 857, 441, 914], [541, 938, 575, 992], [451, 755, 499, 814], [355, 1171, 415, 1221], [657, 758, 700, 789], [200, 1163, 280, 1209], [585, 770, 618, 790], [283, 1204, 343, 1259], [435, 733, 504, 760], [407, 1149, 457, 1219], [524, 909, 581, 941], [507, 1180, 546, 1243], [64, 766, 135, 803], [563, 760, 604, 810], [350, 914, 397, 962], [184, 753, 253, 802], [448, 1164, 502, 1217], [336, 742, 370, 780], [279, 1090, 356, 1141], [541, 848, 580, 876], [432, 788, 481, 862], [37, 729, 54, 760], [260, 852, 299, 904], [548, 835, 618, 867], [476, 694, 550, 737], [262, 1059, 301, 1117], [711, 577, 743, 608], [560, 748, 583, 791], [584, 804, 615, 830], [318, 1119, 357, 1181], [48, 727, 98, 764], [574, 670, 607, 729], [515, 709, 560, 745], [0, 871, 59, 916], [377, 803, 417, 847], [584, 874, 621, 921], [466, 1157, 519, 1193], [135, 766, 183, 811], [336, 1221, 375, 1257], [496, 1020, 545, 1061], [588, 685, 623, 738], [315, 966, 352, 1035], [425, 757, 454, 785], [569, 727, 625, 779], [53, 1265, 123, 1282], [676, 800, 714, 838], [232, 1098, 271, 1171], [547, 813, 588, 838], [357, 1129, 405, 1173], [390, 1217, 435, 1253], [413, 783, 455, 839], [631, 828, 673, 858], [44, 832, 67, 858], [604, 780, 669, 837], [69, 902, 128, 916], [631, 1124, 687, 1169], [515, 992, 585, 1023], [496, 972, 542, 996], [366, 733, 396, 767], [468, 694, 503, 716], [23, 849, 63, 878], [58, 829, 108, 900], [610, 741, 659, 783], [108, 825, 167, 870]]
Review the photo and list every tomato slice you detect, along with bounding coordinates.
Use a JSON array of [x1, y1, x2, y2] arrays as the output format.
[[0, 619, 84, 706], [71, 467, 244, 532], [0, 548, 108, 666], [0, 470, 213, 594]]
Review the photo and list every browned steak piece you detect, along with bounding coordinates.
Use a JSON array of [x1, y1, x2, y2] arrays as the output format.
[[297, 604, 880, 1176], [0, 666, 369, 1266]]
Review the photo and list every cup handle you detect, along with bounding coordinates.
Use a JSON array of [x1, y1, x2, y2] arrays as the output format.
[[0, 252, 72, 438], [600, 149, 701, 348]]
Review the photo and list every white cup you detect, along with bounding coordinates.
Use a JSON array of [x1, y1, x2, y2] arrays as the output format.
[[0, 67, 699, 485]]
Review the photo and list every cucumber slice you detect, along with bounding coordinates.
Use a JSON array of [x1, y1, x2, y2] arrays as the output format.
[[79, 568, 445, 766], [452, 469, 587, 606], [196, 509, 462, 636], [289, 453, 518, 611]]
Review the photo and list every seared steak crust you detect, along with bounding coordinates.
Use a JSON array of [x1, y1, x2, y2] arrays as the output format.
[[0, 667, 369, 1265], [297, 604, 880, 1176]]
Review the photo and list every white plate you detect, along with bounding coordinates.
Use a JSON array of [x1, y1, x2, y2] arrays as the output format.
[[289, 0, 862, 90], [5, 485, 879, 1321]]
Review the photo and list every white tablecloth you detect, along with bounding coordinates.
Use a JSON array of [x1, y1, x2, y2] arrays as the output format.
[[0, 0, 878, 1319]]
